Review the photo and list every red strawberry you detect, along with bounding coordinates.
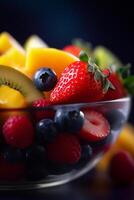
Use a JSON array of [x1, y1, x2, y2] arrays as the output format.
[[0, 157, 25, 181], [2, 115, 34, 149], [63, 45, 82, 57], [32, 98, 54, 121], [47, 134, 81, 164], [109, 150, 134, 184], [79, 110, 110, 141], [50, 60, 113, 104], [103, 69, 126, 100]]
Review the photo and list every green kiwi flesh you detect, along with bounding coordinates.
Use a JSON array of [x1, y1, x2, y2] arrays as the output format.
[[0, 65, 43, 104]]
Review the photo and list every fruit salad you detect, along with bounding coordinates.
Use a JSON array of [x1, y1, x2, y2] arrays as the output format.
[[0, 32, 133, 184]]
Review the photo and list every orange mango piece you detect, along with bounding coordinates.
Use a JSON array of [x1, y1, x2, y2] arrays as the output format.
[[25, 48, 79, 78], [0, 47, 26, 71]]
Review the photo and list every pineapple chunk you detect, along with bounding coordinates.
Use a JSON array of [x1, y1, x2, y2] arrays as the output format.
[[24, 35, 48, 51], [0, 32, 24, 54]]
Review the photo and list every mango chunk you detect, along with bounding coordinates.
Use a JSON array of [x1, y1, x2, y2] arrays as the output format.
[[25, 48, 79, 78], [0, 85, 26, 108], [0, 48, 26, 70], [0, 32, 24, 54]]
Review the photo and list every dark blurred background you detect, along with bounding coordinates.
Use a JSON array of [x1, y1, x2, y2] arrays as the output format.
[[0, 0, 134, 122]]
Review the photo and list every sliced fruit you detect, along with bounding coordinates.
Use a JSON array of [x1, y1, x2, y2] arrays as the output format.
[[0, 32, 24, 54], [24, 35, 48, 51], [25, 48, 79, 78], [93, 46, 122, 70], [0, 85, 26, 108], [0, 47, 26, 70], [116, 124, 134, 157], [79, 111, 110, 142], [96, 124, 134, 172], [0, 65, 43, 104]]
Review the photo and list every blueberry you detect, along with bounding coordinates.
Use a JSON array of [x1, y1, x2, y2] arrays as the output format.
[[105, 110, 125, 131], [55, 109, 84, 133], [36, 119, 57, 143], [27, 163, 48, 181], [26, 145, 46, 164], [2, 147, 25, 163], [33, 68, 57, 91]]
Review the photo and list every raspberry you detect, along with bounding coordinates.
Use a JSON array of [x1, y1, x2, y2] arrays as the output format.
[[2, 115, 34, 149], [109, 150, 134, 184], [0, 157, 25, 181], [32, 98, 54, 121], [47, 134, 81, 164]]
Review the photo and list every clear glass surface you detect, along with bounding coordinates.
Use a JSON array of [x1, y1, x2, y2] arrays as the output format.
[[0, 97, 131, 190]]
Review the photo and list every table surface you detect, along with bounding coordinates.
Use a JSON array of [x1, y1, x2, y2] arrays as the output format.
[[0, 170, 133, 200]]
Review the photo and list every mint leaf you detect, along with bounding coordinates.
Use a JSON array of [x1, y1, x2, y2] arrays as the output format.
[[123, 76, 134, 95], [117, 64, 131, 79]]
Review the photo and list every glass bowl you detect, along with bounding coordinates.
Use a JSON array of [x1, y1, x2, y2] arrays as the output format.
[[0, 97, 131, 190]]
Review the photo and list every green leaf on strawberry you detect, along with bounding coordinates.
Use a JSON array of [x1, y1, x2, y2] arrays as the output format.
[[117, 64, 131, 79], [115, 64, 134, 96], [79, 50, 89, 63], [79, 51, 115, 93], [123, 76, 134, 95]]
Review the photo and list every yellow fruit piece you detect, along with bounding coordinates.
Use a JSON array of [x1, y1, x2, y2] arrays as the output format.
[[96, 144, 119, 172], [0, 32, 24, 54], [0, 47, 26, 70], [116, 124, 134, 157], [25, 48, 79, 78], [96, 123, 134, 172], [24, 35, 48, 51], [0, 85, 26, 108]]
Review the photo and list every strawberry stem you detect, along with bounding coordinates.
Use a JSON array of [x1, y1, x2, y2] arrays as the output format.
[[79, 51, 115, 93]]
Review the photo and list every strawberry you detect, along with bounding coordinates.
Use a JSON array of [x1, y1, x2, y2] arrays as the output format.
[[50, 53, 114, 104], [109, 150, 134, 184], [63, 45, 82, 57], [47, 134, 81, 164], [2, 115, 34, 149], [103, 69, 126, 100], [79, 110, 110, 142], [32, 98, 54, 121]]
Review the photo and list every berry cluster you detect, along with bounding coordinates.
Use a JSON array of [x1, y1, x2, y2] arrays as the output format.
[[0, 97, 111, 181]]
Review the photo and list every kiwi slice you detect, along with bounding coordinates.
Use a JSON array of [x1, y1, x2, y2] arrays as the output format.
[[0, 65, 43, 104]]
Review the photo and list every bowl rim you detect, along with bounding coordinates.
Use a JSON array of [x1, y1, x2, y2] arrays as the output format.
[[0, 96, 131, 112]]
